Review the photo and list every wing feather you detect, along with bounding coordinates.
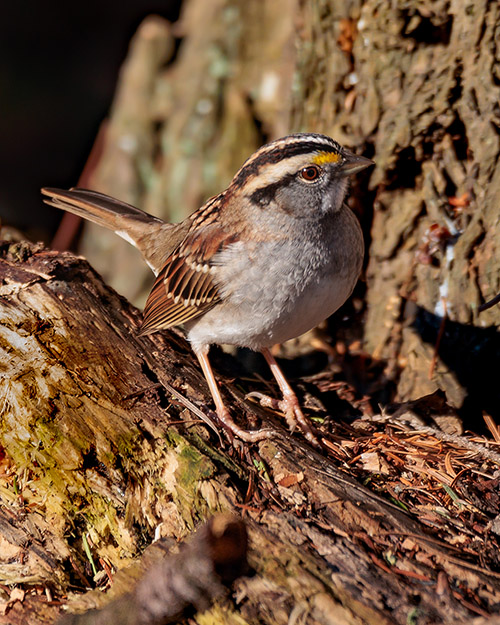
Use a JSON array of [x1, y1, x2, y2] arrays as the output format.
[[140, 221, 237, 335]]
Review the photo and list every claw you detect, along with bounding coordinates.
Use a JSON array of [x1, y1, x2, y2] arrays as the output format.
[[246, 391, 282, 411], [215, 404, 277, 442], [246, 390, 321, 448], [246, 391, 296, 430]]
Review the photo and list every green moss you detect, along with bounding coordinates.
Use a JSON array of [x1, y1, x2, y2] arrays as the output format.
[[187, 431, 248, 480], [197, 600, 251, 625], [177, 444, 215, 484]]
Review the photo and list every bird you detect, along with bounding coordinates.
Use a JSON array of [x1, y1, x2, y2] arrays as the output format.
[[42, 133, 373, 446]]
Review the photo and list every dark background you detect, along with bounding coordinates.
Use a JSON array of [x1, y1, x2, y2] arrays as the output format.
[[0, 1, 181, 241]]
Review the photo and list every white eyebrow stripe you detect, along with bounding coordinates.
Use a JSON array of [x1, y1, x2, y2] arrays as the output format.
[[240, 154, 319, 195]]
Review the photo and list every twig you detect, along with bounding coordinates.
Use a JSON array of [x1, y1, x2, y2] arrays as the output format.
[[478, 293, 500, 313]]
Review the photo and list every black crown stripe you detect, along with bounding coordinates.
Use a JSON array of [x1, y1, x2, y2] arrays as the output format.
[[232, 138, 341, 188]]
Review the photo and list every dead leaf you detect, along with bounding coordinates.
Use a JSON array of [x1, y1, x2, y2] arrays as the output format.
[[359, 452, 390, 474], [277, 472, 304, 487]]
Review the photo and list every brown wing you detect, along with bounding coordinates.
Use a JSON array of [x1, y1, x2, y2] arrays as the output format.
[[139, 222, 238, 335]]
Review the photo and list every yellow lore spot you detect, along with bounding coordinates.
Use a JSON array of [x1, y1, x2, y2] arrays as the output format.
[[312, 151, 341, 165]]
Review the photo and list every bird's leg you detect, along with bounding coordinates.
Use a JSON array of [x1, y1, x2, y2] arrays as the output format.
[[248, 348, 319, 446], [195, 348, 275, 442]]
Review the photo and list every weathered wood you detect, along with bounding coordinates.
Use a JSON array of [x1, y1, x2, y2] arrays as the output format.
[[1, 240, 499, 624]]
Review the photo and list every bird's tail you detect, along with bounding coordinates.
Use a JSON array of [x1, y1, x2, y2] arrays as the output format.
[[42, 187, 176, 274]]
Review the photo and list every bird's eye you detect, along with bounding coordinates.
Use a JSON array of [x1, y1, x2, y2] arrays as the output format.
[[300, 165, 321, 182]]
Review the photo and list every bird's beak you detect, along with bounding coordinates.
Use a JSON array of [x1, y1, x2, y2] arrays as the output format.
[[339, 151, 374, 176]]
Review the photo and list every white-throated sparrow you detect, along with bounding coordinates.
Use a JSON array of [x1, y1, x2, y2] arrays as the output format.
[[42, 133, 372, 445]]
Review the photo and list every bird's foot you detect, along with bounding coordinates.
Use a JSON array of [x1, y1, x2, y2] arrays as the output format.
[[246, 391, 321, 448], [215, 405, 277, 443]]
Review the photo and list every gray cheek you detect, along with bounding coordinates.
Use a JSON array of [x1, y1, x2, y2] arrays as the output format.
[[274, 185, 316, 219]]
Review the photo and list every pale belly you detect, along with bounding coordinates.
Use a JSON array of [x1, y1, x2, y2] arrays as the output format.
[[186, 265, 358, 351], [259, 276, 355, 345]]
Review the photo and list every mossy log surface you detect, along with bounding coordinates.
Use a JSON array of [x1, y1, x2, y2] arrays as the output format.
[[1, 241, 500, 625]]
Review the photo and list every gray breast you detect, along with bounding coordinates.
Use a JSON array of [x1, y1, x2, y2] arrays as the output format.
[[186, 206, 363, 351]]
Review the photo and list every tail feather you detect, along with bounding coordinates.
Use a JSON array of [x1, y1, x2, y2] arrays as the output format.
[[42, 187, 186, 274], [42, 187, 164, 230]]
